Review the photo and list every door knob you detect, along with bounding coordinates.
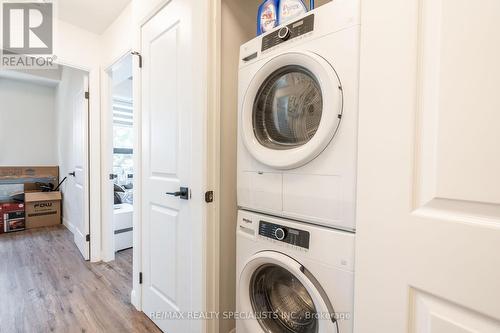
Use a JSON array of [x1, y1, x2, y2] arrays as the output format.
[[166, 187, 189, 200], [69, 171, 76, 177]]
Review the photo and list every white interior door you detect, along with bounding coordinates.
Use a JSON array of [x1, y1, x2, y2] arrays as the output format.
[[141, 0, 207, 332], [355, 0, 500, 332], [69, 75, 90, 260]]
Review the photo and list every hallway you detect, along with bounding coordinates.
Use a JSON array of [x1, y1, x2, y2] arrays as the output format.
[[0, 226, 161, 333]]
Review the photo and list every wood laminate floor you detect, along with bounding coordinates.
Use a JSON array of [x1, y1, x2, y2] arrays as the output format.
[[0, 226, 162, 333]]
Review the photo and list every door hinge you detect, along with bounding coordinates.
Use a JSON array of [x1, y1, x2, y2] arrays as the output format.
[[139, 272, 143, 284], [131, 51, 142, 68], [205, 190, 214, 203], [84, 91, 89, 99], [86, 234, 90, 242]]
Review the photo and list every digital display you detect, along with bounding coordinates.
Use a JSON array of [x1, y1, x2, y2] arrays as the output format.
[[262, 14, 315, 52], [259, 221, 310, 249]]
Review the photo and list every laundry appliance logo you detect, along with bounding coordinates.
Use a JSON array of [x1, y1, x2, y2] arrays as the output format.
[[1, 0, 57, 69]]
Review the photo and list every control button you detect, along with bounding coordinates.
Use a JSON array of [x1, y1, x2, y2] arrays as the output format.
[[274, 228, 286, 241], [278, 26, 291, 40]]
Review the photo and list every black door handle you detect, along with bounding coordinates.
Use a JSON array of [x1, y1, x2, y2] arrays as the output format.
[[166, 187, 189, 200], [69, 171, 76, 177]]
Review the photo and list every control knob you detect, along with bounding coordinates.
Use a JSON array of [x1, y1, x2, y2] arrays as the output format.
[[278, 26, 291, 40], [274, 228, 286, 241]]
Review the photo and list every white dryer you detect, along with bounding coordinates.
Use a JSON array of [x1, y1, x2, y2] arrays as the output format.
[[236, 210, 355, 333], [237, 0, 360, 231]]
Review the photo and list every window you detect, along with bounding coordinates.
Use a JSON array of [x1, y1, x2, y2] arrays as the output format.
[[113, 98, 133, 189]]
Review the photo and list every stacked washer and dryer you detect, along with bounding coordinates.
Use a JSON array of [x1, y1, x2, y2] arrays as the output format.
[[236, 1, 360, 332]]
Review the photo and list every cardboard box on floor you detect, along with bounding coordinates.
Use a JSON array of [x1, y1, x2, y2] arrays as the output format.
[[24, 191, 62, 228], [0, 166, 59, 182], [0, 202, 26, 232], [0, 166, 62, 229]]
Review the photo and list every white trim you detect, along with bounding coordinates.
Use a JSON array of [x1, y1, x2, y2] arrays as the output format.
[[205, 0, 221, 332], [137, 0, 172, 27], [62, 216, 75, 234], [101, 64, 114, 262], [132, 18, 143, 311], [55, 57, 92, 73]]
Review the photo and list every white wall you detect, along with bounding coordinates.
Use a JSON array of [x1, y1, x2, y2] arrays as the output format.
[[0, 78, 57, 166], [101, 3, 133, 67], [55, 19, 101, 68], [132, 0, 165, 25], [219, 1, 257, 332]]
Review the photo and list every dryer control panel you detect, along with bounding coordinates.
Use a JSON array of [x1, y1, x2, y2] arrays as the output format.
[[259, 221, 310, 249], [261, 14, 315, 52]]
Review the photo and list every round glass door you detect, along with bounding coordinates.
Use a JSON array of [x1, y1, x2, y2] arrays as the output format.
[[250, 264, 318, 333], [241, 51, 342, 169], [253, 65, 323, 150], [238, 251, 338, 333]]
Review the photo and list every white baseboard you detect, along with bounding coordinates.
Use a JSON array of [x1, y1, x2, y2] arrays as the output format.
[[131, 289, 139, 310], [63, 217, 75, 234]]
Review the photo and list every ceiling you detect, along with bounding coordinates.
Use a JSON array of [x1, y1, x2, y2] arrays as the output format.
[[58, 0, 131, 34]]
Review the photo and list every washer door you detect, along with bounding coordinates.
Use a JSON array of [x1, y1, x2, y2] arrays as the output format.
[[242, 51, 343, 169], [239, 251, 338, 333]]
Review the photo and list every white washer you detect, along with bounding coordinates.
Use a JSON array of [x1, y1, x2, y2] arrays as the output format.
[[236, 210, 355, 333], [237, 0, 360, 231]]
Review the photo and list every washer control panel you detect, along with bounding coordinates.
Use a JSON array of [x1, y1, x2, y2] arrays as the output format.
[[261, 14, 315, 52], [259, 221, 310, 249]]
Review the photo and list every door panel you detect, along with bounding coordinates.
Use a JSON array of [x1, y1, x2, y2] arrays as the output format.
[[141, 0, 206, 332], [70, 76, 89, 260], [412, 289, 500, 333], [355, 0, 500, 332], [150, 23, 179, 175], [149, 205, 179, 309], [415, 0, 500, 208]]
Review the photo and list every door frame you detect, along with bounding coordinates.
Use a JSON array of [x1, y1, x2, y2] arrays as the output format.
[[54, 57, 101, 262], [132, 3, 221, 332], [101, 50, 133, 264]]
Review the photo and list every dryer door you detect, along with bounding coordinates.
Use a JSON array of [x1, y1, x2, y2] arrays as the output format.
[[239, 251, 338, 333], [241, 51, 343, 169]]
